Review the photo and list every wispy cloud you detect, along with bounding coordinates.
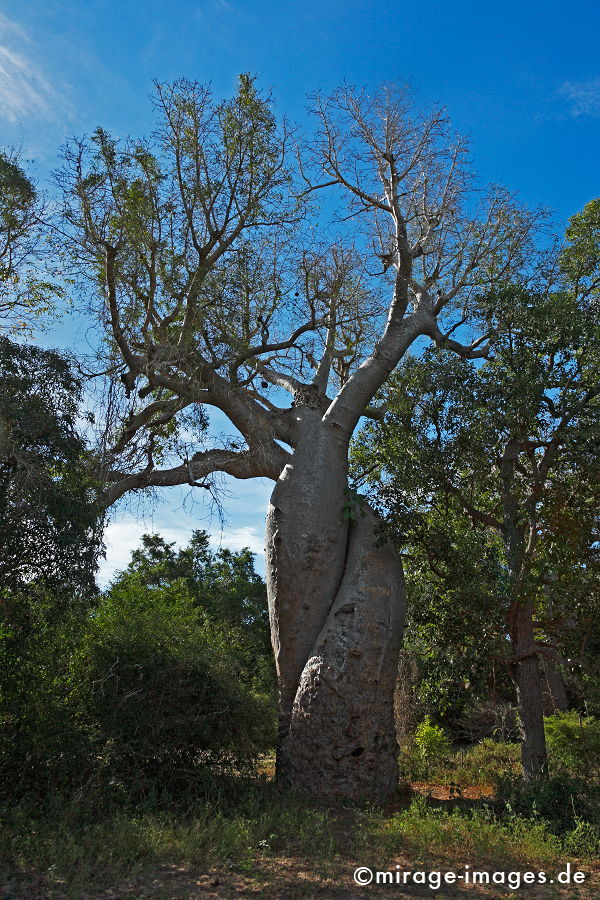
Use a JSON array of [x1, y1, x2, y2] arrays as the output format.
[[558, 78, 600, 118], [0, 11, 64, 123]]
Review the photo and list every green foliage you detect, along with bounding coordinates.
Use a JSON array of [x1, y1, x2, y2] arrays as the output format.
[[68, 575, 275, 795], [499, 774, 600, 835], [544, 712, 600, 779], [0, 339, 104, 796], [0, 584, 92, 796], [562, 818, 600, 858], [342, 487, 367, 522], [402, 717, 452, 778], [111, 530, 274, 694], [0, 336, 102, 593], [458, 739, 522, 784], [352, 221, 600, 748], [560, 198, 600, 304], [0, 150, 60, 332], [415, 716, 452, 762], [0, 529, 275, 801]]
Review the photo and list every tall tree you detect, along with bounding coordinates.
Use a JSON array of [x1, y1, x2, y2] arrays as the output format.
[[111, 530, 273, 692], [0, 336, 101, 593], [354, 212, 600, 779], [0, 151, 59, 333], [56, 76, 538, 799]]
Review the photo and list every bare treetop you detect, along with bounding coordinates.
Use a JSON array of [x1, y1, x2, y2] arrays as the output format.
[[53, 77, 542, 507]]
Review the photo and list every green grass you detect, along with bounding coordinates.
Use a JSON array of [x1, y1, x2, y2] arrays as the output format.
[[1, 783, 597, 898], [360, 796, 564, 867], [0, 785, 337, 897]]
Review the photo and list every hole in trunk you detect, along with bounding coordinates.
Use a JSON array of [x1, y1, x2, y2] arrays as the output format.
[[351, 746, 364, 757]]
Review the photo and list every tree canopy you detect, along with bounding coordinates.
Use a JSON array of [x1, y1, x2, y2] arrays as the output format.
[[352, 199, 600, 777], [50, 76, 539, 509], [0, 151, 59, 333], [0, 336, 101, 593]]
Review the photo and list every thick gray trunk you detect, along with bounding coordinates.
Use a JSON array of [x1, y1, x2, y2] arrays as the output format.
[[265, 418, 405, 800], [279, 507, 405, 799], [265, 412, 350, 734]]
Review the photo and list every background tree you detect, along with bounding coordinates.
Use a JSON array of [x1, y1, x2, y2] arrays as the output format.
[[0, 336, 101, 593], [354, 209, 600, 779], [56, 76, 539, 799], [385, 503, 512, 736], [0, 526, 274, 799], [0, 151, 59, 333], [0, 337, 102, 793], [111, 530, 274, 693]]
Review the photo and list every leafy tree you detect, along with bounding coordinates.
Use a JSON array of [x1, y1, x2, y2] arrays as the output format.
[[55, 75, 540, 799], [0, 338, 102, 794], [111, 530, 273, 692], [354, 206, 600, 779], [0, 335, 101, 592], [0, 573, 275, 800], [394, 504, 510, 726], [0, 150, 58, 332], [69, 571, 274, 796]]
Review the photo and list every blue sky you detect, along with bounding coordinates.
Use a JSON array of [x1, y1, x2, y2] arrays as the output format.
[[2, 0, 599, 582]]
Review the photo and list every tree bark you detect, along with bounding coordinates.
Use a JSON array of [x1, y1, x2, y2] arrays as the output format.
[[509, 599, 549, 780], [541, 654, 569, 714], [265, 415, 406, 800]]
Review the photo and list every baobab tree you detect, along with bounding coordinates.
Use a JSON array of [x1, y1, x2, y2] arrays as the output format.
[[56, 76, 538, 799]]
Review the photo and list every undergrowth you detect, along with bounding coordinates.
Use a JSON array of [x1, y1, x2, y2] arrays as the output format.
[[1, 778, 597, 898]]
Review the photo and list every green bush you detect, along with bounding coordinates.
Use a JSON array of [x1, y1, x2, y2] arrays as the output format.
[[544, 712, 600, 778], [415, 717, 451, 762], [499, 774, 600, 834], [457, 738, 521, 785], [0, 574, 276, 801], [401, 717, 452, 779], [0, 586, 93, 797], [563, 818, 600, 857], [70, 577, 275, 794]]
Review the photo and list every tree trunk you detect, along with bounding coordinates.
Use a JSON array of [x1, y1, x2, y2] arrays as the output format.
[[265, 414, 406, 800], [541, 654, 569, 714], [509, 599, 549, 781]]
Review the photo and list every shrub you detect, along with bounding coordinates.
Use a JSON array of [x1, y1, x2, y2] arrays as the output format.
[[0, 586, 93, 797], [499, 774, 600, 833], [458, 738, 521, 784], [415, 717, 451, 762], [401, 717, 452, 779], [544, 712, 600, 778], [562, 819, 600, 857], [68, 577, 276, 795], [0, 575, 276, 801]]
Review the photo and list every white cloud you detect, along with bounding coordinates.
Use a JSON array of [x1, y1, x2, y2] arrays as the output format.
[[98, 516, 264, 587], [558, 78, 600, 118], [98, 516, 193, 586], [208, 525, 265, 557], [0, 11, 64, 123]]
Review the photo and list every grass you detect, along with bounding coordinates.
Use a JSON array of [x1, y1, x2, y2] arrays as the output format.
[[360, 796, 564, 866], [1, 781, 598, 899], [0, 784, 338, 897]]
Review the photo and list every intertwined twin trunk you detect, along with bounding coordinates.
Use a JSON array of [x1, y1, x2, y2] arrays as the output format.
[[265, 410, 406, 800]]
